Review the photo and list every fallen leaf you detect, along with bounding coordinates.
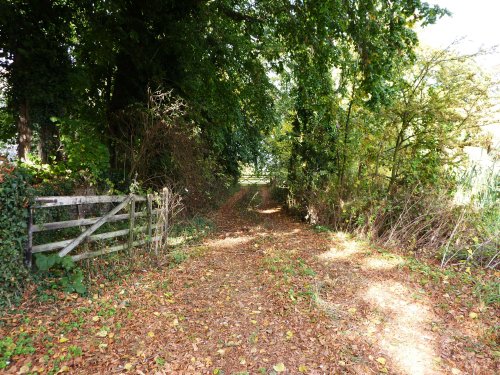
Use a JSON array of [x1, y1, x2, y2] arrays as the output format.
[[18, 365, 30, 374], [95, 330, 108, 338], [92, 316, 100, 322], [57, 365, 70, 373], [124, 363, 133, 371], [376, 357, 386, 365], [147, 331, 155, 338], [286, 330, 294, 340], [273, 363, 286, 372], [468, 312, 478, 319], [348, 307, 357, 314], [59, 337, 69, 343], [451, 368, 461, 375], [298, 364, 308, 372]]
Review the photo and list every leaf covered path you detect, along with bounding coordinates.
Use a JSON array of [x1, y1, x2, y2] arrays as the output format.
[[2, 187, 498, 374]]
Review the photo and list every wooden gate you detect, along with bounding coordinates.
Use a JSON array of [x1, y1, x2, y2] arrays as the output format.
[[26, 194, 161, 266], [239, 174, 270, 185]]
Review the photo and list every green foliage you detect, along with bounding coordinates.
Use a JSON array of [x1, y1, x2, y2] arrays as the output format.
[[34, 253, 86, 295], [170, 216, 215, 245], [53, 117, 110, 183], [169, 249, 189, 266], [0, 164, 31, 307], [271, 45, 497, 267], [0, 333, 35, 369]]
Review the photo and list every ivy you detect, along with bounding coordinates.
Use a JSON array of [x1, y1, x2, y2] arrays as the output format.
[[0, 163, 32, 307]]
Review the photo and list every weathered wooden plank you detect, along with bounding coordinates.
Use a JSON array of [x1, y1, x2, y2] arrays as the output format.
[[59, 196, 132, 257], [71, 236, 160, 262], [31, 210, 159, 232], [34, 195, 146, 208], [32, 227, 140, 253]]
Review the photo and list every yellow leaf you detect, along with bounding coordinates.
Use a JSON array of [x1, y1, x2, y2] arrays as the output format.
[[348, 307, 357, 314], [216, 349, 225, 356], [124, 363, 133, 371], [298, 364, 308, 372], [251, 320, 257, 324], [95, 330, 108, 338], [286, 330, 293, 339], [59, 337, 69, 343], [57, 365, 70, 373], [380, 367, 388, 373], [376, 357, 386, 365], [92, 316, 100, 322], [147, 331, 155, 338], [451, 368, 461, 375], [273, 363, 286, 372], [469, 312, 478, 319]]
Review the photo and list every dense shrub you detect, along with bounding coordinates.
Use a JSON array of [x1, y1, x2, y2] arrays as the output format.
[[0, 163, 32, 307]]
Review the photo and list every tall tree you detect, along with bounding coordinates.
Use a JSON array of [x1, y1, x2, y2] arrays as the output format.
[[0, 0, 74, 162]]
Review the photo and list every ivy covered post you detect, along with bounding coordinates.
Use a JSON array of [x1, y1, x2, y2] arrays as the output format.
[[25, 205, 33, 268], [0, 163, 32, 307]]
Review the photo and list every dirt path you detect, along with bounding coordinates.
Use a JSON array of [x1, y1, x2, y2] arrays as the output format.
[[2, 187, 498, 374]]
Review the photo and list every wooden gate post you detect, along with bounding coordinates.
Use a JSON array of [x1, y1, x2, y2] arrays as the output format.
[[128, 195, 135, 251], [147, 194, 153, 252], [25, 205, 33, 267]]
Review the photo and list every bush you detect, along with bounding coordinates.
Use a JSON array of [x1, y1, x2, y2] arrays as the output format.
[[0, 163, 32, 307]]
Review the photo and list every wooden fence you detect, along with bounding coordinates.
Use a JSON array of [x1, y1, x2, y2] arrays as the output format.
[[26, 194, 162, 266]]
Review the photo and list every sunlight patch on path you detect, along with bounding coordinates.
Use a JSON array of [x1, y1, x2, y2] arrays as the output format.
[[256, 207, 282, 214], [361, 255, 404, 271], [319, 241, 362, 261], [364, 281, 441, 375], [207, 235, 254, 248]]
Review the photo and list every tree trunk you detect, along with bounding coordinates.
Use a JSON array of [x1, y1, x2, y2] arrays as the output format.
[[39, 119, 61, 164], [17, 99, 31, 160], [388, 125, 405, 193]]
